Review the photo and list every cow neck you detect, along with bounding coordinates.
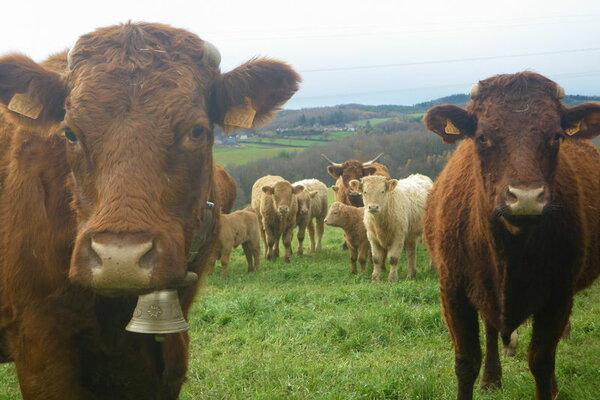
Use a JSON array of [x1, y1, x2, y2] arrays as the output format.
[[186, 201, 216, 269]]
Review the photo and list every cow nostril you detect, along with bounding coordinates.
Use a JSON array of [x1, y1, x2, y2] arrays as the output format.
[[506, 188, 518, 203]]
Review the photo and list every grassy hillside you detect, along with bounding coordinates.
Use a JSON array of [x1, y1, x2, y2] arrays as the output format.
[[1, 225, 598, 399]]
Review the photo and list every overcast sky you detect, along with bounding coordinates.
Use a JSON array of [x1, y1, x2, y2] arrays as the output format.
[[3, 0, 600, 109]]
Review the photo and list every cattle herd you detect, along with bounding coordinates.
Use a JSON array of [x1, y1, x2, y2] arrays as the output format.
[[0, 22, 598, 400]]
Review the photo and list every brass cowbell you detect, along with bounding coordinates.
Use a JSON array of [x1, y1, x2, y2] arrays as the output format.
[[126, 289, 189, 334]]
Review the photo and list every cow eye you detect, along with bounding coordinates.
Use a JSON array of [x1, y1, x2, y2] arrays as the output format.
[[553, 133, 564, 141], [477, 135, 487, 143], [190, 125, 204, 139], [63, 128, 78, 144]]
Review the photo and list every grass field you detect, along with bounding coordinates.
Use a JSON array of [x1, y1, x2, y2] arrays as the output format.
[[1, 225, 599, 399], [214, 145, 302, 166]]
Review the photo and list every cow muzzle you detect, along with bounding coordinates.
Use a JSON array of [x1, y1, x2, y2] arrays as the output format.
[[278, 206, 290, 215], [90, 233, 154, 290], [504, 185, 548, 216], [367, 205, 380, 214]]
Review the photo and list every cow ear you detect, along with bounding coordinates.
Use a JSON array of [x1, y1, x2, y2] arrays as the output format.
[[349, 179, 361, 192], [0, 54, 67, 129], [331, 185, 339, 193], [262, 186, 274, 195], [292, 185, 304, 195], [386, 179, 398, 191], [327, 165, 343, 178], [423, 104, 477, 144], [363, 167, 377, 176], [309, 190, 318, 198], [561, 102, 600, 139], [210, 58, 301, 131]]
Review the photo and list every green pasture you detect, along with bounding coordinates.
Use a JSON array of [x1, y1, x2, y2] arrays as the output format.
[[1, 224, 599, 399], [214, 145, 302, 167], [354, 117, 392, 127]]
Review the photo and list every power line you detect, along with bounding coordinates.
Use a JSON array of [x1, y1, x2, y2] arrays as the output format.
[[292, 70, 600, 101], [299, 48, 600, 73]]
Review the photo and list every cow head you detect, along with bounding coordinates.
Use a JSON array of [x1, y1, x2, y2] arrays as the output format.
[[262, 181, 304, 216], [295, 189, 318, 217], [350, 176, 397, 214], [324, 201, 344, 226], [0, 23, 300, 295], [322, 153, 383, 206], [424, 71, 600, 230]]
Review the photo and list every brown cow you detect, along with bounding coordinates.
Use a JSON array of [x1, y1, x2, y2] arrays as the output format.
[[209, 209, 261, 275], [292, 178, 328, 255], [214, 163, 237, 213], [423, 71, 600, 400], [322, 153, 390, 207], [324, 201, 371, 274], [0, 22, 299, 399], [251, 175, 304, 263]]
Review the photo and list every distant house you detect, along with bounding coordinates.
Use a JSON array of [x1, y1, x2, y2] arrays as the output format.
[[223, 137, 237, 145], [239, 134, 248, 140]]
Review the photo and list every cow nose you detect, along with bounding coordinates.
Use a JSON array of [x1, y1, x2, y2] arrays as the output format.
[[368, 205, 380, 213], [505, 185, 548, 215], [89, 233, 155, 289], [278, 206, 289, 214]]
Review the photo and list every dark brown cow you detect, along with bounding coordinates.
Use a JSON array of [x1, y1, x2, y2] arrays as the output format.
[[214, 163, 236, 213], [423, 71, 600, 400], [0, 22, 299, 399], [322, 153, 390, 207]]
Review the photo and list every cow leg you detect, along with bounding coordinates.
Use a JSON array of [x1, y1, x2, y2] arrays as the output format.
[[349, 246, 358, 274], [242, 242, 254, 272], [441, 283, 481, 400], [273, 226, 281, 259], [358, 243, 369, 274], [503, 330, 518, 357], [252, 240, 261, 271], [314, 218, 324, 251], [481, 320, 502, 390], [529, 300, 571, 400], [388, 237, 404, 282], [405, 236, 417, 279], [282, 226, 294, 263], [265, 227, 278, 259], [370, 239, 386, 283], [307, 219, 316, 252], [297, 223, 306, 256], [219, 249, 231, 276]]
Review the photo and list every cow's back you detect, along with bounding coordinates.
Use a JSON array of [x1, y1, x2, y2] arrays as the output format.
[[214, 164, 236, 213]]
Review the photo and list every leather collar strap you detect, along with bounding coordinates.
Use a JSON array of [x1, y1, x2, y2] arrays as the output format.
[[186, 201, 215, 268]]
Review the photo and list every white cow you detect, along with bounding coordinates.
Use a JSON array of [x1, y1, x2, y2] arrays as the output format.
[[350, 174, 432, 282]]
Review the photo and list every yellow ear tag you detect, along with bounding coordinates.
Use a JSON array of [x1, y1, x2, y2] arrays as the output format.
[[565, 120, 581, 136], [224, 98, 256, 129], [8, 93, 43, 120], [444, 119, 461, 135]]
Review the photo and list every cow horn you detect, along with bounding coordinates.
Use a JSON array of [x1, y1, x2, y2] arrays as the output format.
[[321, 154, 342, 167], [555, 83, 565, 99], [470, 83, 480, 99], [362, 153, 383, 167], [203, 41, 221, 68]]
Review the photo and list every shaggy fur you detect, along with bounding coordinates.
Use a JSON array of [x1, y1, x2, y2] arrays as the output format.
[[0, 22, 299, 399], [292, 178, 328, 254], [423, 71, 600, 400], [250, 175, 304, 263], [209, 209, 261, 275], [350, 174, 432, 282], [324, 202, 371, 274]]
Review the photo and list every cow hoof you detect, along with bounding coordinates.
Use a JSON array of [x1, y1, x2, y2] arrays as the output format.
[[480, 380, 501, 391]]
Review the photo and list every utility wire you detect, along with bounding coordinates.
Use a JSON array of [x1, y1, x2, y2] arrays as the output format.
[[300, 48, 600, 73]]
